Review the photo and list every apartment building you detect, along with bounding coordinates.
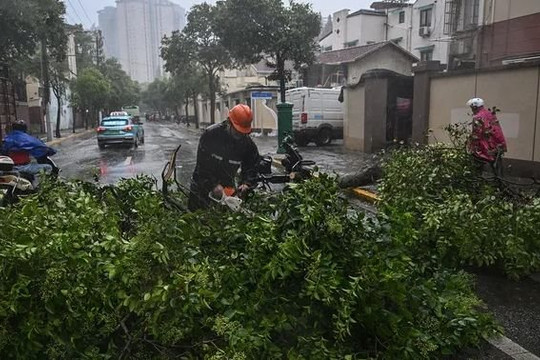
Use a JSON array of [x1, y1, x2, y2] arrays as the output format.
[[319, 9, 387, 52], [386, 4, 414, 52], [97, 7, 120, 61], [409, 0, 449, 65], [100, 0, 185, 84], [477, 0, 540, 68], [318, 1, 488, 68]]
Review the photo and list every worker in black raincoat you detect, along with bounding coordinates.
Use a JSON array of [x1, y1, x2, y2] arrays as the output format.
[[188, 104, 260, 211]]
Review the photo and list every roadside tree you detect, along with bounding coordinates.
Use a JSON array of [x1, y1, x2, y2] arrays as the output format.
[[50, 59, 69, 138], [141, 78, 169, 116], [71, 68, 111, 129], [72, 25, 99, 72], [0, 0, 39, 65], [161, 3, 232, 124], [99, 58, 140, 113], [215, 0, 320, 102], [0, 0, 66, 65]]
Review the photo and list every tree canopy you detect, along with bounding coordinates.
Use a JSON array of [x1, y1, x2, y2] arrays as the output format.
[[72, 25, 98, 73], [215, 0, 320, 102], [99, 58, 140, 112], [161, 3, 232, 124], [0, 0, 67, 65], [71, 68, 111, 127], [141, 78, 169, 115]]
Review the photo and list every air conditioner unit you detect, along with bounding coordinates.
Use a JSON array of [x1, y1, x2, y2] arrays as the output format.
[[419, 26, 431, 37]]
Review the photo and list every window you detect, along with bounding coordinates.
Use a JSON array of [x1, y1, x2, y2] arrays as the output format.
[[464, 0, 480, 28], [420, 8, 432, 27], [323, 45, 333, 52], [344, 40, 358, 48], [399, 11, 405, 24], [420, 49, 433, 61]]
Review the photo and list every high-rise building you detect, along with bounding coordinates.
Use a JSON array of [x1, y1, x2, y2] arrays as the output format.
[[154, 0, 186, 78], [98, 6, 120, 60], [98, 0, 185, 84]]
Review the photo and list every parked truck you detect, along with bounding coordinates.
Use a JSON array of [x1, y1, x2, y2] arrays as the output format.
[[122, 105, 141, 123], [286, 87, 344, 146]]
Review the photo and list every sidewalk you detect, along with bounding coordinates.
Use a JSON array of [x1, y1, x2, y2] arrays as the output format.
[[39, 128, 95, 146]]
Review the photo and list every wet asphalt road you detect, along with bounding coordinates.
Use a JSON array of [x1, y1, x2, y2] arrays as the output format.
[[52, 121, 540, 359], [53, 121, 199, 187]]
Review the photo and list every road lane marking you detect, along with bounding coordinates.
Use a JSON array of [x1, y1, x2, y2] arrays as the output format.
[[123, 156, 132, 166], [487, 335, 540, 359]]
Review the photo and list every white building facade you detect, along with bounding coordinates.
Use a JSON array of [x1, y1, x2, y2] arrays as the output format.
[[410, 0, 449, 65], [319, 1, 488, 68], [320, 9, 387, 52], [386, 4, 413, 52]]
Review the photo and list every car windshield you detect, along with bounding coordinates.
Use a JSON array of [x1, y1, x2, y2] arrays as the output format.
[[102, 119, 128, 126]]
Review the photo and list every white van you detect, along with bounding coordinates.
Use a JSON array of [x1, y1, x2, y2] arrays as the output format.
[[287, 87, 343, 146]]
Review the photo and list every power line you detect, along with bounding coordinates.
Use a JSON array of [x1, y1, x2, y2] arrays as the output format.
[[65, 11, 78, 24], [75, 0, 93, 25], [66, 0, 84, 24]]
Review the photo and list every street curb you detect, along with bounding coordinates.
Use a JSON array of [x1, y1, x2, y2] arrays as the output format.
[[46, 130, 94, 146], [352, 188, 380, 203], [486, 335, 540, 360]]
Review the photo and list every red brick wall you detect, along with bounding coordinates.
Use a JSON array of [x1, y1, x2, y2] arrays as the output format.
[[479, 12, 540, 67]]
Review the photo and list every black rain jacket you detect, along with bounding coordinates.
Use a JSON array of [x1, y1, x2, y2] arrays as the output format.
[[188, 121, 259, 210]]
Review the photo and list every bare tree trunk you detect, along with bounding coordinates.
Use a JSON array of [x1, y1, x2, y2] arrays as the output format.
[[72, 108, 76, 133], [192, 93, 200, 129], [208, 71, 216, 124], [55, 94, 61, 138], [184, 97, 190, 127]]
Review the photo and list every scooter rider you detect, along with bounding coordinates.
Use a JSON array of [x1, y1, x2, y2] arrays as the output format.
[[466, 98, 507, 176], [188, 104, 260, 211], [1, 120, 57, 185]]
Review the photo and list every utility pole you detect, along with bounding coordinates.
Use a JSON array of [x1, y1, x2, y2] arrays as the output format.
[[95, 30, 103, 67], [41, 37, 53, 142]]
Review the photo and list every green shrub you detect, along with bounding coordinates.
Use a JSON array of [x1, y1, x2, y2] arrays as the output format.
[[379, 141, 540, 278], [0, 175, 499, 359]]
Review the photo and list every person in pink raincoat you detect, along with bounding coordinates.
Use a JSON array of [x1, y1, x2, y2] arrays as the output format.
[[466, 98, 507, 176]]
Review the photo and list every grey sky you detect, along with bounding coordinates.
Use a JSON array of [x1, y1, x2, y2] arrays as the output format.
[[63, 0, 375, 28]]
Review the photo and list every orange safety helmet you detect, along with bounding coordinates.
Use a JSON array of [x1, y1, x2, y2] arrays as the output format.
[[228, 104, 253, 134]]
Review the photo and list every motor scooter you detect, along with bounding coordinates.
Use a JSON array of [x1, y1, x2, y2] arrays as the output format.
[[0, 155, 60, 206]]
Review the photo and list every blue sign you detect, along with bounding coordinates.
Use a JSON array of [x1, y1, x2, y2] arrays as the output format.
[[251, 91, 274, 99]]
